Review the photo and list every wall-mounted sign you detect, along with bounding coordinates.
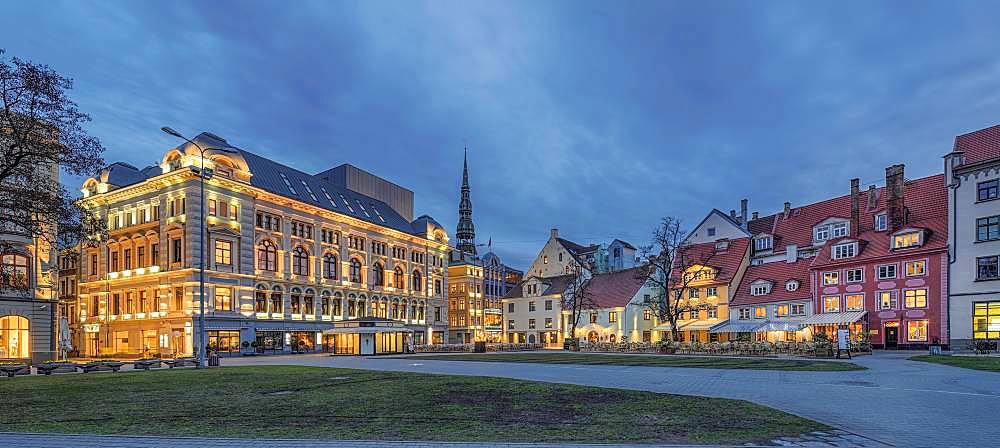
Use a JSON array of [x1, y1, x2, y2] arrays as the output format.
[[83, 323, 100, 333]]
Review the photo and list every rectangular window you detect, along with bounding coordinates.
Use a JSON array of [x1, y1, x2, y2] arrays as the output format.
[[973, 301, 1000, 339], [172, 238, 182, 264], [545, 318, 553, 328], [845, 294, 864, 311], [905, 260, 926, 277], [874, 213, 887, 231], [977, 216, 1000, 242], [137, 246, 145, 268], [609, 311, 618, 323], [775, 304, 788, 317], [738, 308, 751, 320], [590, 313, 598, 323], [977, 256, 1000, 280], [208, 199, 217, 216], [879, 291, 898, 310], [123, 248, 132, 270], [90, 254, 98, 275], [978, 180, 999, 201], [814, 225, 830, 241], [893, 232, 921, 249], [707, 306, 717, 318], [110, 251, 119, 272], [706, 286, 718, 297], [823, 296, 840, 313], [643, 309, 651, 320], [508, 319, 514, 330], [754, 306, 766, 319], [528, 301, 536, 312], [528, 318, 536, 329], [832, 243, 856, 259], [790, 303, 805, 315], [754, 235, 773, 251], [831, 222, 848, 238], [214, 240, 232, 265], [823, 272, 839, 286], [174, 287, 184, 310], [544, 300, 552, 310], [907, 320, 928, 342], [904, 289, 927, 308], [878, 264, 896, 279], [846, 268, 863, 283], [507, 303, 514, 313], [215, 287, 232, 311], [688, 288, 700, 299]]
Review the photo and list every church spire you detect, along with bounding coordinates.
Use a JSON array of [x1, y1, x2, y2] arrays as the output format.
[[456, 146, 477, 255]]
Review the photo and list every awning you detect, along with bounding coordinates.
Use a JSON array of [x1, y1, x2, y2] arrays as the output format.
[[801, 310, 867, 326], [680, 319, 724, 331], [710, 321, 764, 333], [323, 327, 413, 335], [760, 321, 805, 332]]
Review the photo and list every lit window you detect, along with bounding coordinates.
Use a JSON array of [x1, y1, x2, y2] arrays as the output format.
[[609, 311, 618, 323], [904, 289, 927, 308], [832, 242, 856, 259], [214, 287, 232, 311], [823, 272, 839, 286], [893, 232, 922, 249], [905, 260, 926, 277], [878, 291, 898, 310], [972, 301, 1000, 339], [754, 306, 766, 319], [845, 294, 864, 311], [907, 320, 928, 342], [823, 296, 840, 312], [877, 264, 897, 279], [846, 268, 863, 283], [214, 240, 232, 265], [775, 304, 788, 317]]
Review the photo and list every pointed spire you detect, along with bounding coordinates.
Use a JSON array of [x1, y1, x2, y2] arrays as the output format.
[[456, 145, 477, 255]]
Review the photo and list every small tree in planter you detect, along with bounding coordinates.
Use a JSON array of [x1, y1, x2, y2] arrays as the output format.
[[250, 340, 259, 354], [241, 340, 250, 355], [290, 336, 301, 354]]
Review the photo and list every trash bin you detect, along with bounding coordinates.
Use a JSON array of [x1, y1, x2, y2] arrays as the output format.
[[474, 341, 487, 353], [208, 353, 220, 367]]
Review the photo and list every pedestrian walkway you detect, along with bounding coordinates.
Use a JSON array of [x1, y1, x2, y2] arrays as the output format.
[[0, 431, 887, 448]]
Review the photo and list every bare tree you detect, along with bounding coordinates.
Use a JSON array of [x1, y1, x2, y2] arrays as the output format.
[[561, 265, 597, 346], [636, 217, 721, 342]]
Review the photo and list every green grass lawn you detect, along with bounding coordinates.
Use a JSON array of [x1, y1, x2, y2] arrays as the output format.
[[405, 352, 865, 371], [910, 355, 1000, 372], [0, 365, 826, 445]]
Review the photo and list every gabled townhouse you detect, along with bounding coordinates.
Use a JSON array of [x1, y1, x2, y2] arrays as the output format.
[[945, 124, 1000, 349], [502, 274, 574, 346], [563, 266, 653, 344], [666, 237, 751, 342], [730, 165, 948, 349]]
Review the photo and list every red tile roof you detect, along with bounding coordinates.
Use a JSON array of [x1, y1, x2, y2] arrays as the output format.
[[586, 267, 646, 309], [953, 124, 1000, 165], [671, 238, 750, 286], [731, 258, 813, 306]]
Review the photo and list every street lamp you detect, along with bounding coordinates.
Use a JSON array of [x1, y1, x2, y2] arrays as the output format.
[[160, 127, 238, 368]]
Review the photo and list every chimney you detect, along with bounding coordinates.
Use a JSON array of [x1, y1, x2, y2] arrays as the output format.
[[550, 228, 559, 239], [783, 202, 791, 218], [850, 178, 860, 237], [740, 198, 748, 225], [752, 211, 759, 220], [786, 245, 798, 263], [730, 209, 736, 219], [867, 185, 877, 211], [885, 164, 906, 232]]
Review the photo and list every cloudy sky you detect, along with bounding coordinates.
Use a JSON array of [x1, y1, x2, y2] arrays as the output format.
[[3, 1, 1000, 269]]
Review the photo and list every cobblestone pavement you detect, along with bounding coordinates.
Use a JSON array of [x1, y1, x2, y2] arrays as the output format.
[[219, 351, 1000, 447], [0, 431, 887, 448]]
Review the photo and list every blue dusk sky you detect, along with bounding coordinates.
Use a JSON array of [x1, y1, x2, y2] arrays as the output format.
[[3, 1, 1000, 270]]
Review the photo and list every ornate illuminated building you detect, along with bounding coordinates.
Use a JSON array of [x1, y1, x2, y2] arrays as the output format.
[[70, 132, 450, 357]]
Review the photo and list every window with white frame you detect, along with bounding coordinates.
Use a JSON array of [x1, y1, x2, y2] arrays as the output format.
[[904, 288, 927, 308], [775, 304, 789, 317], [905, 260, 925, 277], [874, 213, 887, 231], [750, 281, 770, 296], [831, 222, 848, 238], [877, 264, 897, 279], [978, 256, 1000, 280], [785, 280, 799, 292], [738, 308, 751, 320], [907, 320, 928, 342], [823, 272, 839, 286], [688, 288, 700, 299], [815, 221, 849, 242], [878, 290, 898, 310], [832, 242, 857, 259], [706, 286, 718, 297], [754, 235, 773, 251], [846, 268, 863, 283], [845, 294, 864, 311], [823, 296, 840, 312], [790, 303, 805, 315], [893, 231, 922, 249], [814, 225, 830, 241], [754, 306, 766, 319]]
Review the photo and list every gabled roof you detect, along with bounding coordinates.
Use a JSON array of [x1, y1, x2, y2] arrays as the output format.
[[731, 258, 813, 306], [586, 266, 646, 309], [555, 237, 600, 266], [671, 237, 750, 285], [611, 239, 637, 250], [688, 209, 751, 241], [502, 274, 576, 299], [951, 124, 1000, 165], [747, 214, 775, 236]]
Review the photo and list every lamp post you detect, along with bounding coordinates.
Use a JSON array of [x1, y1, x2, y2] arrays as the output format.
[[160, 127, 237, 368]]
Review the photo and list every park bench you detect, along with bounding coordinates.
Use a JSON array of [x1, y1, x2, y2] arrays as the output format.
[[80, 361, 125, 373], [36, 363, 80, 375], [164, 357, 200, 369], [132, 359, 163, 370], [0, 363, 30, 378]]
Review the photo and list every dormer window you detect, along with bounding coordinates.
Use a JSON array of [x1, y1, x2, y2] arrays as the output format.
[[874, 213, 887, 231], [750, 281, 771, 296], [785, 280, 799, 292], [814, 221, 849, 242], [893, 231, 923, 249], [715, 240, 729, 251], [832, 242, 857, 260], [754, 235, 773, 251]]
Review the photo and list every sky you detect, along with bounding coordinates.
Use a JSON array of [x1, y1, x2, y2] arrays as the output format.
[[3, 0, 1000, 270]]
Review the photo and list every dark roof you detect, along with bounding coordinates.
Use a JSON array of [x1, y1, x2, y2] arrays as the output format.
[[731, 258, 813, 306], [502, 274, 576, 299], [747, 214, 775, 236], [556, 237, 600, 266], [587, 267, 646, 308], [952, 124, 1000, 165], [105, 162, 153, 187]]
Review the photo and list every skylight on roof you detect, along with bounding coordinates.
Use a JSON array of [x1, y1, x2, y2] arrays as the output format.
[[320, 187, 337, 208], [278, 172, 297, 195], [300, 180, 318, 202], [371, 203, 386, 222], [338, 193, 355, 212], [355, 199, 371, 217]]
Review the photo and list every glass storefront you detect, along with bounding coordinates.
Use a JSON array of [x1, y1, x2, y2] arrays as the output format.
[[974, 301, 1000, 339], [0, 315, 30, 359], [209, 330, 242, 353], [255, 331, 284, 353]]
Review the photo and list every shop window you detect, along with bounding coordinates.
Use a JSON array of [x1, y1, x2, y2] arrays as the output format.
[[0, 315, 30, 359], [973, 302, 1000, 339], [907, 320, 928, 342]]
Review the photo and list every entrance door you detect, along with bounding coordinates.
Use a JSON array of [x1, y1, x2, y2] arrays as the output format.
[[360, 334, 374, 355], [884, 324, 898, 349]]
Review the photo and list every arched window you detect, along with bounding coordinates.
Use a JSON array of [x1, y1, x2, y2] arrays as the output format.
[[0, 253, 29, 289], [0, 315, 30, 359], [254, 285, 267, 313], [270, 286, 283, 314], [372, 262, 385, 287], [393, 267, 404, 289], [257, 241, 277, 271], [323, 254, 338, 279], [411, 270, 422, 292], [292, 247, 309, 276], [304, 289, 315, 315], [290, 287, 302, 314], [349, 258, 362, 283]]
